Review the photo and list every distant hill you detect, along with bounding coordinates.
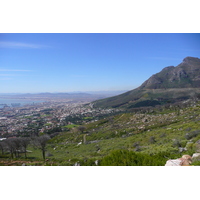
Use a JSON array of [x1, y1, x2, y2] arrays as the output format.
[[93, 56, 200, 108], [0, 91, 129, 103]]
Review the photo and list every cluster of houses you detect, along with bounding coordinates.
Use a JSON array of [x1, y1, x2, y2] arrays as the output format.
[[0, 101, 118, 137]]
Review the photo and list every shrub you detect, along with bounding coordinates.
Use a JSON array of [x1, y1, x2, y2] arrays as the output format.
[[160, 133, 166, 138], [192, 161, 200, 165], [80, 158, 97, 166], [100, 150, 167, 166], [185, 130, 200, 140], [149, 136, 156, 144], [172, 139, 181, 147]]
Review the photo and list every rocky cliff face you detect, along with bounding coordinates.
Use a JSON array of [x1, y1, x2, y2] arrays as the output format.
[[140, 57, 200, 89]]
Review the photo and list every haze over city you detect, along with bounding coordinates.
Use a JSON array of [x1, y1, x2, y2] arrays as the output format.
[[1, 33, 200, 94]]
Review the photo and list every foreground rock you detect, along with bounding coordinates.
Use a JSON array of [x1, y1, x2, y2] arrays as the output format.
[[165, 155, 192, 166], [192, 153, 200, 161]]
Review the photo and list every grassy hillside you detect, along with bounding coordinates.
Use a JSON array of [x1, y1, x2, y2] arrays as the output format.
[[93, 88, 200, 108], [1, 99, 200, 166]]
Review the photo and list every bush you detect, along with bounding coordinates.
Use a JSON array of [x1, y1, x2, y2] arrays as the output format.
[[80, 158, 98, 166], [172, 139, 181, 147], [160, 133, 166, 138], [191, 161, 200, 166], [149, 136, 156, 144], [185, 130, 200, 140], [100, 150, 167, 166]]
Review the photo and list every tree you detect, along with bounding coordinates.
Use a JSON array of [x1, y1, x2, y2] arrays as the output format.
[[32, 134, 50, 160], [78, 126, 87, 144], [4, 138, 16, 159], [0, 140, 6, 155], [20, 137, 30, 158], [78, 126, 86, 134], [12, 137, 22, 158]]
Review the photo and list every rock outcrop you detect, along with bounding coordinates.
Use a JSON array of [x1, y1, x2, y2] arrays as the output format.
[[165, 155, 192, 166]]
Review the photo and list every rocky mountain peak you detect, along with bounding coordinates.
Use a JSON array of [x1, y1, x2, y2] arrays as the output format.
[[183, 56, 200, 63], [139, 56, 200, 89]]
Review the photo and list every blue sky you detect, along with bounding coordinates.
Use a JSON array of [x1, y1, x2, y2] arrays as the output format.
[[0, 33, 200, 93]]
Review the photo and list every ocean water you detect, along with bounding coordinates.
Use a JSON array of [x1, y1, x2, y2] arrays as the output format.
[[0, 98, 45, 108]]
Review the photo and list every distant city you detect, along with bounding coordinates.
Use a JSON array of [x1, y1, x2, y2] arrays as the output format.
[[0, 92, 123, 137]]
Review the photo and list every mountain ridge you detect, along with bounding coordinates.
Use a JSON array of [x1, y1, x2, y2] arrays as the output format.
[[93, 56, 200, 108], [139, 56, 200, 89]]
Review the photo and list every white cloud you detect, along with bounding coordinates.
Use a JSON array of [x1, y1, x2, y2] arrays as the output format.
[[0, 41, 48, 49], [0, 69, 33, 72], [0, 73, 29, 80], [0, 74, 22, 77], [0, 69, 33, 81]]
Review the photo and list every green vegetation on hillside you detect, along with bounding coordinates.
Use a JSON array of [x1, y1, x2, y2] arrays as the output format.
[[1, 99, 200, 166]]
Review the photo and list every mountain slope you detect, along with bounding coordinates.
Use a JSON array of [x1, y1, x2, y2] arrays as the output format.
[[93, 57, 200, 108]]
